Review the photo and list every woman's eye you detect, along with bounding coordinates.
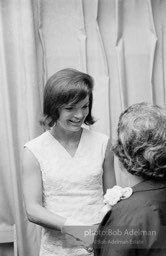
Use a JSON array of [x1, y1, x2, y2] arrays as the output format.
[[83, 105, 89, 109], [65, 107, 73, 111]]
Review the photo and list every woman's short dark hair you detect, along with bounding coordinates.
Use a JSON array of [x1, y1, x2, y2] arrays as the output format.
[[40, 68, 95, 128], [113, 102, 166, 181]]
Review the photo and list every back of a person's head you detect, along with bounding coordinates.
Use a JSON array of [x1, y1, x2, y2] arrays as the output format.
[[113, 102, 166, 181]]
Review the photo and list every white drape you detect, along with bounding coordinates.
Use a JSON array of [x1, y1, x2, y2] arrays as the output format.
[[0, 0, 42, 255], [0, 0, 166, 255]]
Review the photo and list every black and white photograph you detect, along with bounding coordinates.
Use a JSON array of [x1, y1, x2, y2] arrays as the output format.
[[0, 0, 166, 255]]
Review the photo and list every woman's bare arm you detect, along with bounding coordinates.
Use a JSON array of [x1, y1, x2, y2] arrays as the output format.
[[22, 148, 66, 230], [102, 139, 116, 193]]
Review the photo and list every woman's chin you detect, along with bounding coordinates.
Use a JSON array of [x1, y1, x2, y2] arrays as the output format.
[[67, 122, 83, 132], [68, 126, 82, 132]]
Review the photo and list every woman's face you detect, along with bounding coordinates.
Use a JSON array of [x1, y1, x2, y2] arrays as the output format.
[[56, 96, 89, 132]]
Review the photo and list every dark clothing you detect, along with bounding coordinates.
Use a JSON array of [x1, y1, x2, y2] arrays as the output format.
[[94, 180, 166, 256]]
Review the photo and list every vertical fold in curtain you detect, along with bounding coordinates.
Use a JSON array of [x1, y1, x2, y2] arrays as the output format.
[[40, 0, 86, 78], [115, 0, 154, 109], [150, 0, 166, 106], [0, 0, 42, 255], [37, 0, 48, 86], [77, 0, 87, 73], [97, 0, 122, 140], [146, 0, 158, 103], [96, 0, 111, 135], [83, 0, 110, 135], [115, 0, 128, 110]]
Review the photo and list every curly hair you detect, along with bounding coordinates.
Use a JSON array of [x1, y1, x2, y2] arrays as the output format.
[[113, 102, 166, 181]]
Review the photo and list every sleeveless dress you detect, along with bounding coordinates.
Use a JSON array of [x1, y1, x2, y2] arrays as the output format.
[[24, 128, 109, 256]]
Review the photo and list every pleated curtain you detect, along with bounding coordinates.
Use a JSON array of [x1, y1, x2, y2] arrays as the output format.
[[0, 0, 166, 255]]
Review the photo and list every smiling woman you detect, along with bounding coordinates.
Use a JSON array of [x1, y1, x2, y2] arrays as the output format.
[[40, 68, 94, 128], [22, 68, 116, 256], [56, 96, 90, 133]]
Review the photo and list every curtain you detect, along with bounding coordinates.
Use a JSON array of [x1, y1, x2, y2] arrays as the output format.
[[0, 0, 166, 255], [0, 0, 42, 255]]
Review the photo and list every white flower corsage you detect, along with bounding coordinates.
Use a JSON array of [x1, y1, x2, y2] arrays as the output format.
[[101, 185, 133, 213]]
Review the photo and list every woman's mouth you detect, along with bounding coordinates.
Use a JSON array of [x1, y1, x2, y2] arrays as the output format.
[[69, 120, 82, 125]]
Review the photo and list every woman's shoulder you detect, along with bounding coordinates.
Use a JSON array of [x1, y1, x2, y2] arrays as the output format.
[[110, 187, 166, 223], [24, 131, 49, 148], [83, 127, 109, 141]]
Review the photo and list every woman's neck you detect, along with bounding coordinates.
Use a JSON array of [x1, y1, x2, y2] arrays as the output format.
[[50, 126, 82, 144], [126, 172, 144, 187]]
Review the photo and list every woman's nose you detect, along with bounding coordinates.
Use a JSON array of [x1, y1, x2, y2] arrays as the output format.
[[74, 109, 83, 119]]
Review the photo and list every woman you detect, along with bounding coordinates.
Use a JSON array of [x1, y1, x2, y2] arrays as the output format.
[[22, 68, 116, 256], [94, 102, 166, 256]]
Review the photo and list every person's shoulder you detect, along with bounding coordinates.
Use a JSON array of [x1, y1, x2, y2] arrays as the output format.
[[83, 127, 109, 141], [114, 190, 154, 211], [24, 131, 48, 148], [109, 189, 163, 225]]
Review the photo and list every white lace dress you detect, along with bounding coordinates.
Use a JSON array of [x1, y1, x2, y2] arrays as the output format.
[[25, 128, 109, 256]]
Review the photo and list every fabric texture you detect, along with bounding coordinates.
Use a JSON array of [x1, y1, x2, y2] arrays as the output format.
[[1, 1, 166, 255], [94, 180, 166, 256], [25, 128, 109, 256]]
